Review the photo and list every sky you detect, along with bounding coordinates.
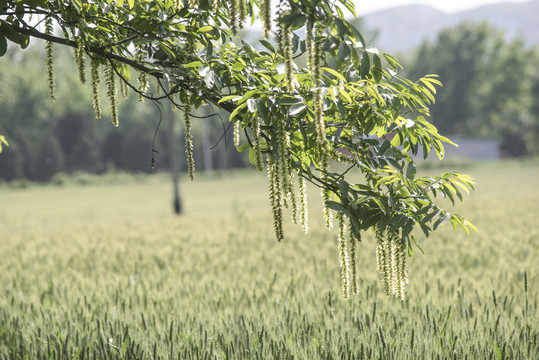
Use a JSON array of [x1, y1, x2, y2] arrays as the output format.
[[355, 0, 532, 15]]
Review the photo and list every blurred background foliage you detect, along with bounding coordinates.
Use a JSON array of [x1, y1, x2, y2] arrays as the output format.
[[1, 19, 539, 182], [0, 45, 248, 181], [406, 22, 539, 158]]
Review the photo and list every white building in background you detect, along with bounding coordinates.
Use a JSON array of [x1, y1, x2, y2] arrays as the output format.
[[441, 136, 500, 161]]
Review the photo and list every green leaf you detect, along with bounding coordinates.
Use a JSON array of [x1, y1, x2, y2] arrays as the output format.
[[206, 40, 213, 58], [276, 95, 301, 106], [326, 200, 344, 212], [433, 212, 451, 230], [198, 26, 213, 33], [259, 40, 275, 53], [419, 223, 431, 237], [256, 100, 270, 124], [289, 103, 305, 116], [490, 338, 502, 360], [218, 94, 240, 104], [361, 52, 370, 79], [339, 89, 352, 103], [401, 219, 414, 238], [440, 312, 453, 337], [390, 132, 402, 147], [407, 237, 414, 256], [0, 135, 8, 153], [465, 220, 478, 233], [335, 18, 347, 37], [421, 208, 441, 226], [159, 42, 175, 59], [248, 147, 257, 165], [279, 13, 306, 30], [228, 102, 247, 122], [321, 67, 346, 81], [383, 53, 402, 69], [338, 41, 350, 63], [420, 77, 437, 94], [237, 143, 250, 152], [183, 61, 203, 68], [411, 235, 425, 254], [0, 21, 29, 48], [405, 162, 416, 180], [231, 62, 244, 71], [366, 46, 381, 55], [233, 89, 260, 107], [349, 215, 361, 237], [335, 6, 344, 20], [341, 0, 357, 17], [0, 34, 6, 57]]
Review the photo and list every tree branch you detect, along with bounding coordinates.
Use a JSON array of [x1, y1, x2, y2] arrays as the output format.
[[11, 24, 238, 114], [12, 24, 156, 75]]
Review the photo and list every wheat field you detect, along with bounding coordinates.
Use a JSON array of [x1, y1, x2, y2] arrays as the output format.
[[1, 161, 537, 359]]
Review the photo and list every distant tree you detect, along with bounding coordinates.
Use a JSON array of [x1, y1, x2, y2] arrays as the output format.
[[408, 22, 539, 156], [0, 0, 476, 299]]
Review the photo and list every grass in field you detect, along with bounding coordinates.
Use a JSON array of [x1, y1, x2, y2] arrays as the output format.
[[0, 161, 537, 359]]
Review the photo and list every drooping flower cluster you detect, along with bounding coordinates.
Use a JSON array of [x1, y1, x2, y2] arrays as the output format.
[[45, 17, 55, 102], [376, 226, 409, 300]]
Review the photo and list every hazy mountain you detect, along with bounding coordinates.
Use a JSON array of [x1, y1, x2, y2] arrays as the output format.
[[362, 0, 539, 53]]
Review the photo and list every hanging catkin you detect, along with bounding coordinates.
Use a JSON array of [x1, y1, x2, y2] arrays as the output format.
[[74, 39, 86, 84], [275, 116, 292, 208], [105, 61, 119, 127], [120, 78, 129, 99], [251, 117, 264, 171], [376, 226, 388, 291], [267, 153, 284, 242], [276, 0, 295, 92], [45, 17, 55, 102], [320, 152, 333, 230], [183, 93, 195, 181], [238, 0, 246, 28], [306, 20, 314, 73], [396, 238, 408, 300], [185, 28, 195, 56], [233, 121, 240, 147], [260, 0, 271, 37], [282, 27, 294, 92], [337, 212, 350, 299], [307, 21, 325, 143], [288, 167, 298, 224], [230, 0, 239, 34], [376, 226, 408, 300], [136, 47, 149, 102], [387, 231, 397, 295], [278, 31, 294, 90], [90, 59, 102, 119], [298, 172, 309, 233], [285, 30, 295, 92], [349, 221, 360, 295]]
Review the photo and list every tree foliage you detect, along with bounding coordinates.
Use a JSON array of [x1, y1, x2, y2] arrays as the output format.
[[0, 0, 476, 299], [408, 22, 539, 157]]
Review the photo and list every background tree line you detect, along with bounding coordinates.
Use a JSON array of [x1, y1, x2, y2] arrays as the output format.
[[406, 22, 539, 157], [1, 20, 539, 182], [0, 45, 248, 181]]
